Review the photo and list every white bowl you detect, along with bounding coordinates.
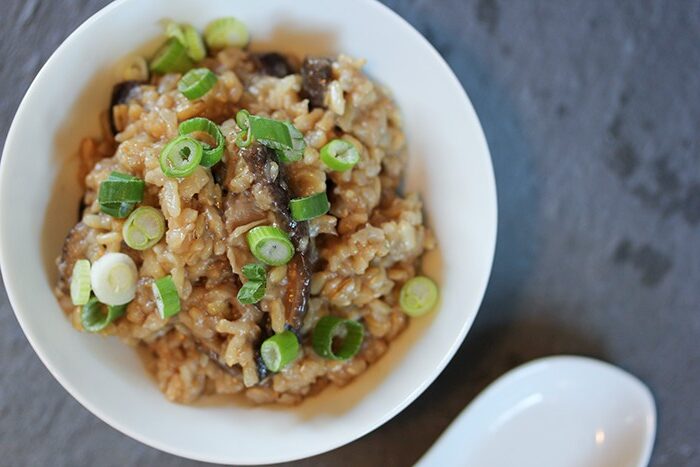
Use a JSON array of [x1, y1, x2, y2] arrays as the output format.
[[0, 0, 496, 464]]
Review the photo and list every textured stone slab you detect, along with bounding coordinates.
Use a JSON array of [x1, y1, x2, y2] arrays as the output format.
[[1, 1, 698, 465]]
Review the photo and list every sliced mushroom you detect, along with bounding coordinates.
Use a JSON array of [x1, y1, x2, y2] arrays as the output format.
[[300, 56, 333, 109], [109, 80, 143, 135], [252, 52, 296, 78], [231, 143, 313, 332]]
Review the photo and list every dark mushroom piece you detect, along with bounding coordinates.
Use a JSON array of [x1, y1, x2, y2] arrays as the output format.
[[108, 80, 144, 135], [238, 143, 312, 332], [300, 56, 333, 109], [252, 52, 296, 78]]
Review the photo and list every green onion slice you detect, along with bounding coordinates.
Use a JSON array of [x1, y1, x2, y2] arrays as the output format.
[[81, 296, 126, 333], [204, 17, 249, 50], [312, 316, 364, 360], [260, 331, 300, 372], [289, 192, 330, 221], [164, 20, 186, 45], [152, 275, 181, 319], [122, 206, 165, 250], [70, 259, 92, 306], [241, 263, 266, 282], [98, 171, 145, 218], [237, 280, 266, 305], [246, 226, 295, 266], [91, 252, 138, 306], [182, 24, 207, 61], [235, 110, 291, 149], [320, 139, 360, 171], [399, 276, 439, 317], [100, 203, 134, 218], [178, 68, 218, 100], [276, 122, 305, 163], [159, 135, 203, 177], [235, 110, 305, 162], [178, 117, 224, 167], [150, 38, 194, 74]]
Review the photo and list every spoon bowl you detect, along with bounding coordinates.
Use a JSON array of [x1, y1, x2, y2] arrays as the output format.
[[417, 356, 656, 467]]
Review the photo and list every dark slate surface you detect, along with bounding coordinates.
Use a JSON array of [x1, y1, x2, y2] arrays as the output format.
[[1, 1, 698, 466]]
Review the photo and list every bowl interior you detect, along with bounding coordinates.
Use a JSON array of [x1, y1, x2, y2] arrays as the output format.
[[0, 0, 496, 464]]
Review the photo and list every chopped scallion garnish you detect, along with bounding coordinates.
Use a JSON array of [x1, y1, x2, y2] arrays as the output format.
[[204, 17, 249, 50], [90, 253, 138, 306], [235, 110, 306, 162], [70, 259, 92, 306], [399, 276, 439, 317], [98, 171, 145, 218], [81, 296, 126, 333], [178, 68, 218, 100], [152, 275, 181, 319], [182, 24, 207, 61], [178, 117, 224, 167], [150, 38, 194, 74], [246, 226, 294, 266], [159, 135, 203, 178], [312, 316, 364, 360], [289, 192, 330, 221], [122, 206, 165, 250], [260, 331, 299, 372], [320, 139, 360, 171], [164, 20, 186, 45]]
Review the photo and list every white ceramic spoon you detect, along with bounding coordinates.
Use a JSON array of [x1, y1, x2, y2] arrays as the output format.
[[416, 356, 656, 467]]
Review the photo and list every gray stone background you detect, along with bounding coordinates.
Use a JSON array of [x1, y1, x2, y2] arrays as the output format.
[[1, 0, 698, 466]]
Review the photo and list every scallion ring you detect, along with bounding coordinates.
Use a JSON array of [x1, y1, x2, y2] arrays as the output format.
[[320, 139, 360, 171], [235, 110, 292, 149], [90, 253, 138, 306], [159, 135, 203, 178], [152, 275, 181, 319], [246, 226, 294, 266], [204, 17, 249, 49], [164, 20, 186, 45], [178, 117, 225, 167], [312, 316, 364, 360], [289, 192, 330, 221], [81, 296, 126, 333], [122, 206, 165, 250], [234, 110, 306, 162], [98, 171, 145, 218], [399, 276, 439, 317], [234, 109, 254, 148], [70, 259, 92, 306], [260, 331, 300, 372], [276, 122, 305, 163], [150, 38, 194, 74], [182, 24, 206, 61], [178, 68, 218, 100]]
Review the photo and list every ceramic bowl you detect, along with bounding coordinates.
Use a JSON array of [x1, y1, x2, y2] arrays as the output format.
[[0, 0, 496, 463]]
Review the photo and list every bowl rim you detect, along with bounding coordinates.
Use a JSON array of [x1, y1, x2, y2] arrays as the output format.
[[0, 0, 497, 463]]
